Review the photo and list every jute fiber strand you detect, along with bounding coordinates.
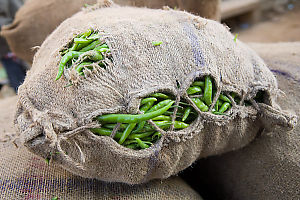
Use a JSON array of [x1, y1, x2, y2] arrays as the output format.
[[0, 0, 98, 64], [14, 3, 296, 184], [184, 42, 300, 200]]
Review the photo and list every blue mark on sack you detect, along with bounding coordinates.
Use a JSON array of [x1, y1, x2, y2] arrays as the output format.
[[183, 23, 205, 67]]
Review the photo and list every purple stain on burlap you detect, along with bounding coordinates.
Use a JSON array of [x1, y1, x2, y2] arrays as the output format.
[[183, 23, 205, 67], [271, 69, 300, 83]]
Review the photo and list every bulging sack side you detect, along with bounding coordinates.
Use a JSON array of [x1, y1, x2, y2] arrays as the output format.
[[14, 5, 296, 184]]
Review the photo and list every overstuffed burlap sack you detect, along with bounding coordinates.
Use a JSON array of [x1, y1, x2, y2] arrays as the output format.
[[1, 0, 219, 64], [182, 42, 300, 200], [14, 3, 296, 184], [0, 0, 98, 63], [0, 99, 202, 200]]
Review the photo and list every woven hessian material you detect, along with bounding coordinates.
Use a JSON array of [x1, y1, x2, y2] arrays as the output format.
[[0, 97, 202, 200], [184, 42, 300, 200], [14, 5, 296, 184]]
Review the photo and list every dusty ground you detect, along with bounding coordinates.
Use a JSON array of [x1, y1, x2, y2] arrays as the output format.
[[238, 4, 300, 42]]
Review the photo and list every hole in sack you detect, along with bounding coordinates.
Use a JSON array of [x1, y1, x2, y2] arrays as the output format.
[[90, 92, 198, 150], [56, 29, 112, 84], [254, 90, 271, 105]]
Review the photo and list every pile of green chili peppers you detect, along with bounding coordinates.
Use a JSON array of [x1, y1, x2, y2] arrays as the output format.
[[91, 76, 266, 150], [56, 29, 110, 81], [91, 92, 196, 150]]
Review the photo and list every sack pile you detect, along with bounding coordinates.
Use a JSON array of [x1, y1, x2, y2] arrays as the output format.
[[14, 3, 296, 184]]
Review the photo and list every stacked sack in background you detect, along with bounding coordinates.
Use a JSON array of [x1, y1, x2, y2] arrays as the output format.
[[13, 0, 296, 185]]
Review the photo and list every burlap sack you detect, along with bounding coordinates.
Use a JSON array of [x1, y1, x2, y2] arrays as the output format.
[[14, 4, 296, 184], [0, 0, 98, 64], [1, 0, 219, 65], [0, 98, 202, 200], [182, 42, 300, 200], [114, 0, 220, 20]]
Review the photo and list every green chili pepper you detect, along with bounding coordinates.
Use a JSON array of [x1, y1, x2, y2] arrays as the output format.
[[128, 131, 154, 139], [204, 76, 213, 106], [135, 138, 149, 149], [56, 51, 83, 80], [141, 97, 157, 105], [212, 111, 227, 115], [97, 101, 174, 124], [214, 99, 220, 111], [103, 123, 127, 130], [152, 115, 171, 121], [79, 40, 101, 52], [219, 102, 231, 113], [87, 33, 101, 40], [152, 41, 163, 46], [219, 94, 231, 103], [74, 38, 93, 44], [192, 81, 205, 89], [151, 93, 170, 99], [119, 123, 137, 144], [152, 132, 162, 140], [135, 101, 156, 133], [75, 62, 92, 73], [90, 128, 122, 139], [192, 98, 209, 112], [153, 121, 189, 129], [187, 86, 202, 95], [182, 107, 191, 121], [147, 99, 173, 113]]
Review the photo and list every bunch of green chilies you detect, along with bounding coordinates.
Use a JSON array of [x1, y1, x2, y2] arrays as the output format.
[[56, 29, 110, 80], [91, 76, 248, 150], [56, 30, 264, 150]]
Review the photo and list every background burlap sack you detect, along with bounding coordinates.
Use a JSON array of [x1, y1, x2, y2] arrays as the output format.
[[0, 0, 98, 64], [14, 5, 296, 184], [181, 42, 300, 200], [0, 97, 202, 200], [1, 0, 220, 64], [114, 0, 221, 20]]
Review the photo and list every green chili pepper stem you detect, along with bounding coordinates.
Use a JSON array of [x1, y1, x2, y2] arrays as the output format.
[[191, 98, 209, 112], [119, 123, 137, 144], [204, 76, 213, 106], [135, 138, 149, 149], [219, 102, 231, 113], [182, 107, 191, 121], [141, 97, 157, 105]]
